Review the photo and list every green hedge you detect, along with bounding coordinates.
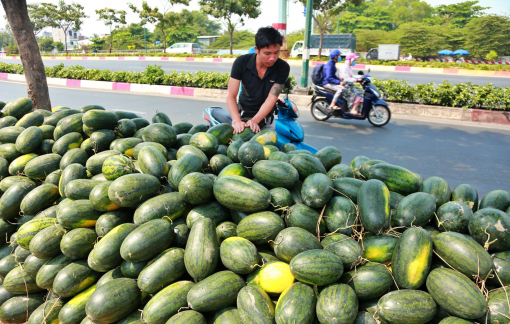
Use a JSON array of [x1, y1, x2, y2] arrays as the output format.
[[372, 78, 510, 110], [0, 62, 297, 91], [0, 62, 507, 109], [357, 59, 510, 72]]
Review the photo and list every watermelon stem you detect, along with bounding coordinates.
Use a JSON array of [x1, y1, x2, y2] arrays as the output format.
[[17, 262, 30, 321], [483, 223, 498, 251], [316, 205, 326, 240], [433, 250, 465, 277], [383, 263, 400, 291], [42, 296, 61, 322], [491, 271, 510, 318]]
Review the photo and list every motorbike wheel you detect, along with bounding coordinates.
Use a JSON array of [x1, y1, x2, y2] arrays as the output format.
[[368, 105, 391, 127], [311, 99, 331, 121]]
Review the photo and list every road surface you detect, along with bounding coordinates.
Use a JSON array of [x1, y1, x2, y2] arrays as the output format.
[[1, 80, 509, 198], [2, 58, 509, 87]]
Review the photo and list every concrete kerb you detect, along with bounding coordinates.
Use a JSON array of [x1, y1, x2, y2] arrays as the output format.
[[1, 72, 508, 125]]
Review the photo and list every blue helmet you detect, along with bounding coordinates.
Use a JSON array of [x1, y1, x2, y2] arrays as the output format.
[[248, 46, 256, 54], [330, 49, 341, 58]]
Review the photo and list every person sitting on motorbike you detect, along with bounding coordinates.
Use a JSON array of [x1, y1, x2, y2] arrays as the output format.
[[226, 26, 290, 134], [340, 53, 364, 115], [322, 49, 345, 110]]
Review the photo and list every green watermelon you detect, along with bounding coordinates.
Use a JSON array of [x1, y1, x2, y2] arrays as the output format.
[[426, 268, 486, 320], [316, 284, 358, 324]]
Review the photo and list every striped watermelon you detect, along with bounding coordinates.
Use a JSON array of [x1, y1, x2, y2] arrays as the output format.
[[220, 237, 260, 274], [290, 249, 343, 286], [340, 262, 393, 301], [316, 284, 358, 324], [276, 282, 316, 324], [273, 227, 322, 263], [426, 268, 487, 320], [213, 175, 271, 212], [237, 285, 275, 323], [102, 155, 134, 180], [187, 271, 245, 312], [392, 227, 433, 289], [377, 290, 437, 324]]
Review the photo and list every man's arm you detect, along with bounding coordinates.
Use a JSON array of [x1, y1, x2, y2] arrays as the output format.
[[226, 77, 244, 134], [245, 83, 283, 133]]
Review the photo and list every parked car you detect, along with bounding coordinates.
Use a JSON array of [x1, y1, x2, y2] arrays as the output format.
[[165, 43, 203, 54]]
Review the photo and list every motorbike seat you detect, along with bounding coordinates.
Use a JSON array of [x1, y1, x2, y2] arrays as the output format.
[[313, 84, 337, 95], [210, 107, 232, 124]]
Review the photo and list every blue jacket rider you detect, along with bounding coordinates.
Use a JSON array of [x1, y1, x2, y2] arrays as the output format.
[[322, 49, 345, 110]]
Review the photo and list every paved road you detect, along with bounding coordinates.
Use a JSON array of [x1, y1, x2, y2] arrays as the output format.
[[2, 58, 510, 87], [1, 80, 510, 198]]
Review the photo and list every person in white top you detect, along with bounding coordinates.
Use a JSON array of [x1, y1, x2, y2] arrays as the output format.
[[340, 53, 364, 115]]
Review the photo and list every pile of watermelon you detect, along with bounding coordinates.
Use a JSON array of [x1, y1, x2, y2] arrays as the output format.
[[0, 97, 508, 324]]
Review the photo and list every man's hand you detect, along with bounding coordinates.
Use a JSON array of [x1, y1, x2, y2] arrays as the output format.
[[232, 120, 245, 134], [245, 119, 261, 133]]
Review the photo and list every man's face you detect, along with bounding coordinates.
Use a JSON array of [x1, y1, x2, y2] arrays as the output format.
[[256, 44, 281, 67]]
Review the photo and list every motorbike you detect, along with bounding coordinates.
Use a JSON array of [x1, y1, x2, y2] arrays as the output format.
[[310, 71, 391, 127], [203, 79, 318, 153]]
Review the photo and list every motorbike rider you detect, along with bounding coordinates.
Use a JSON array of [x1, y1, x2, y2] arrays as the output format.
[[340, 53, 364, 115], [322, 49, 346, 110], [226, 26, 290, 134]]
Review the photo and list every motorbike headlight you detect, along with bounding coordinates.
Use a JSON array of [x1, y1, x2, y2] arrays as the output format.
[[367, 76, 373, 83]]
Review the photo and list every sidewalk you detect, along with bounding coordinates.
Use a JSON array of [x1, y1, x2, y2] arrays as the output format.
[[1, 73, 508, 125], [1, 54, 509, 78]]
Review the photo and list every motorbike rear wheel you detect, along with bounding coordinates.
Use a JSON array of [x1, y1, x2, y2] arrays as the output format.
[[368, 105, 391, 127], [311, 99, 331, 121]]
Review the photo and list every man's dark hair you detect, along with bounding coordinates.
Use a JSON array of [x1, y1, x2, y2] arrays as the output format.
[[255, 26, 283, 50]]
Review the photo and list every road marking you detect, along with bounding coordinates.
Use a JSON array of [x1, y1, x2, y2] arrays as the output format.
[[111, 109, 146, 115], [307, 134, 334, 140]]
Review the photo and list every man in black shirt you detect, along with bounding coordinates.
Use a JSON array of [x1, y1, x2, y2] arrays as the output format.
[[227, 26, 291, 134]]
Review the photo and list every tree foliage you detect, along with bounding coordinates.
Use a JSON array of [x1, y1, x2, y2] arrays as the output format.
[[435, 1, 489, 28], [96, 8, 127, 53], [0, 28, 14, 49], [199, 0, 261, 54], [37, 0, 88, 53], [27, 3, 50, 35], [128, 0, 190, 52], [464, 15, 510, 57], [295, 0, 363, 58], [152, 10, 222, 45], [330, 0, 504, 59], [208, 30, 255, 49], [396, 22, 446, 57]]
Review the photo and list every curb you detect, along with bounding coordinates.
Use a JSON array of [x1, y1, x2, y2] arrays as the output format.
[[1, 54, 509, 77], [1, 73, 508, 125]]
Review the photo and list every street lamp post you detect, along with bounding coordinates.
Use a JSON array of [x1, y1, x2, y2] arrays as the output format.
[[300, 0, 313, 88], [144, 26, 147, 53]]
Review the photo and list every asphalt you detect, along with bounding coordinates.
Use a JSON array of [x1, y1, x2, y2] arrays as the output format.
[[1, 80, 509, 198], [2, 58, 510, 87]]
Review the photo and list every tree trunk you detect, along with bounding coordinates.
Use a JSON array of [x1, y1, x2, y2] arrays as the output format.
[[228, 19, 233, 55], [229, 31, 233, 55], [64, 29, 68, 54], [109, 26, 113, 54], [1, 0, 52, 111], [161, 28, 166, 53]]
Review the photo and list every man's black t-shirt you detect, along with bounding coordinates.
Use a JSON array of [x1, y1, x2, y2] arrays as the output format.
[[230, 53, 290, 114]]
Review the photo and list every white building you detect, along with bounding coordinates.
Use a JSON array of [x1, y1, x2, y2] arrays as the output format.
[[52, 28, 87, 46], [197, 36, 220, 47], [41, 31, 52, 39]]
